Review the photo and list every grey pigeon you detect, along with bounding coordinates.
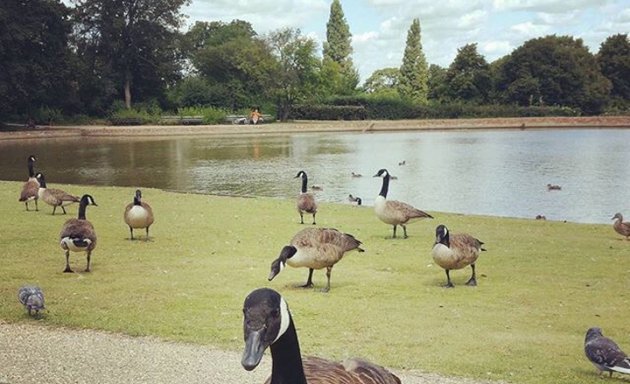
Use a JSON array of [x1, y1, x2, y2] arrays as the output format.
[[18, 286, 45, 316], [585, 327, 630, 377]]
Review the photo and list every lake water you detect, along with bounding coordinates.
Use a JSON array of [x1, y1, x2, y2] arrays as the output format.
[[1, 128, 629, 224]]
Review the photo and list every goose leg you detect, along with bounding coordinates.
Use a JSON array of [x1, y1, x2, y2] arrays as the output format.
[[61, 206, 67, 214], [300, 268, 314, 288], [35, 200, 38, 211], [52, 206, 57, 215], [299, 212, 304, 224], [392, 225, 397, 238], [322, 267, 332, 292], [145, 227, 150, 241], [402, 224, 408, 239], [129, 226, 134, 240], [465, 264, 477, 286], [24, 202, 29, 211], [63, 250, 73, 273], [444, 270, 454, 288], [85, 250, 92, 272], [311, 212, 316, 225]]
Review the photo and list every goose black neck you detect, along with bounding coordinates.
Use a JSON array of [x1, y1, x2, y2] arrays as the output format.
[[27, 160, 35, 178], [134, 196, 141, 205], [300, 174, 308, 193], [38, 177, 47, 188], [269, 318, 307, 384], [78, 201, 89, 220], [379, 175, 390, 198]]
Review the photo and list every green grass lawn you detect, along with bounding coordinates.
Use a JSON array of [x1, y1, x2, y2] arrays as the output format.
[[1, 180, 628, 383]]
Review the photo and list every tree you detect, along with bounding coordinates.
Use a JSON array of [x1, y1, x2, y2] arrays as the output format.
[[597, 34, 630, 102], [362, 68, 400, 97], [427, 64, 448, 102], [266, 28, 320, 121], [497, 35, 611, 114], [444, 43, 491, 103], [0, 0, 74, 121], [398, 18, 428, 104], [73, 0, 190, 110], [322, 0, 358, 95]]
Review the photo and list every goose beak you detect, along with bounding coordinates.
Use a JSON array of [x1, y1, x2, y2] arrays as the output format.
[[242, 329, 266, 371]]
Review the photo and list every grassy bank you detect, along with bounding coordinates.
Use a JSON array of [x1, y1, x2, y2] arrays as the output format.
[[0, 180, 628, 383]]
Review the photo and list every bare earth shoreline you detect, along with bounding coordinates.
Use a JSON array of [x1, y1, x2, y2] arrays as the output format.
[[1, 115, 629, 141], [2, 116, 624, 383]]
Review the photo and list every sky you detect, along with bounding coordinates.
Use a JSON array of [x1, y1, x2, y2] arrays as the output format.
[[180, 0, 629, 82]]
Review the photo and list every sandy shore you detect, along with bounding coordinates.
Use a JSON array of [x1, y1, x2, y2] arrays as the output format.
[[1, 116, 628, 141]]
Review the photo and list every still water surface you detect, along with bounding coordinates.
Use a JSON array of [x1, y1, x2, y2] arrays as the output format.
[[1, 129, 628, 224]]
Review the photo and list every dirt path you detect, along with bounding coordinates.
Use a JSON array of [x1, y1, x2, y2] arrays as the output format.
[[0, 321, 504, 384]]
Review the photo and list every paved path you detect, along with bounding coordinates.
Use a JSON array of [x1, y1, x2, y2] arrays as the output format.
[[0, 321, 504, 384]]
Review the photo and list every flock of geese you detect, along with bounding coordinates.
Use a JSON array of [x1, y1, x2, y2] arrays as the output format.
[[15, 155, 630, 383]]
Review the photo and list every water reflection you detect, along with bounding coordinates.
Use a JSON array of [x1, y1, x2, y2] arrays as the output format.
[[1, 129, 629, 224]]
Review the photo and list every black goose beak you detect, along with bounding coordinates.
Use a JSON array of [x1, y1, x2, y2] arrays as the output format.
[[242, 329, 266, 371]]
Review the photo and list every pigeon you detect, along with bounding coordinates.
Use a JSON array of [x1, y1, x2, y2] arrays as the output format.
[[18, 286, 45, 316], [585, 327, 630, 377]]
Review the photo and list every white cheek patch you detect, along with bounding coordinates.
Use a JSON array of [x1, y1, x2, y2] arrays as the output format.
[[279, 261, 285, 273], [273, 297, 290, 344]]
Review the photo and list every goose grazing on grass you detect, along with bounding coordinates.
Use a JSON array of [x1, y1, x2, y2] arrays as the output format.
[[295, 170, 318, 225], [373, 168, 433, 238], [18, 285, 45, 317], [585, 327, 630, 377], [124, 189, 154, 240], [241, 288, 401, 384], [36, 173, 80, 215], [431, 224, 485, 288], [268, 227, 364, 292], [18, 155, 39, 211], [60, 194, 97, 273], [611, 213, 630, 240]]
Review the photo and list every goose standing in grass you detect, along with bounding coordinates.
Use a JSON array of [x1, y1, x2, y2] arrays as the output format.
[[295, 170, 317, 225], [373, 168, 433, 238], [36, 173, 80, 215], [431, 224, 485, 288], [124, 189, 154, 240], [18, 155, 39, 211], [241, 288, 401, 384], [268, 227, 364, 292], [584, 327, 630, 377], [611, 213, 630, 240], [59, 194, 97, 273], [18, 285, 45, 317]]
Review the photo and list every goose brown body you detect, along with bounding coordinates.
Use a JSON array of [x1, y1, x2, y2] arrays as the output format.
[[60, 195, 97, 272], [295, 170, 318, 225], [432, 224, 485, 287], [124, 189, 154, 240], [268, 227, 364, 292], [18, 155, 39, 211], [37, 173, 80, 215], [612, 213, 630, 240], [242, 288, 401, 384]]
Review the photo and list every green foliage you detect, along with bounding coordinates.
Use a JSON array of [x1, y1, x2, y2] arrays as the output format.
[[398, 18, 429, 104], [322, 0, 358, 95], [597, 34, 630, 100], [427, 64, 448, 101], [109, 105, 161, 125], [496, 35, 612, 115], [445, 44, 492, 103], [290, 104, 367, 120], [176, 106, 228, 124], [0, 180, 627, 384], [362, 68, 400, 95]]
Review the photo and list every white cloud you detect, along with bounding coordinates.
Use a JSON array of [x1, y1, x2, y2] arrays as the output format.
[[353, 31, 379, 44], [458, 10, 488, 29], [510, 21, 550, 36]]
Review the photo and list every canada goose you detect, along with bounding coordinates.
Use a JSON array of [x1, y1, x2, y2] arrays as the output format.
[[18, 155, 39, 211], [348, 194, 362, 206], [431, 224, 485, 288], [268, 227, 364, 292], [351, 172, 362, 178], [612, 213, 630, 240], [311, 185, 323, 191], [373, 168, 433, 238], [295, 170, 317, 225], [584, 327, 630, 377], [398, 160, 406, 166], [18, 285, 45, 317], [547, 183, 561, 191], [36, 173, 80, 215], [124, 189, 154, 240], [59, 194, 97, 273], [241, 288, 401, 384]]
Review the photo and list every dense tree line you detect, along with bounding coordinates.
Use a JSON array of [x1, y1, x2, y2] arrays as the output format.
[[0, 0, 627, 125]]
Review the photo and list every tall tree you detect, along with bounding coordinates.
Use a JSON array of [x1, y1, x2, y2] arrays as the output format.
[[398, 18, 428, 104], [497, 35, 611, 114], [266, 28, 320, 121], [597, 34, 630, 102], [73, 0, 190, 109], [445, 43, 491, 103], [322, 0, 358, 95], [0, 0, 73, 121], [427, 64, 448, 102], [362, 68, 400, 97]]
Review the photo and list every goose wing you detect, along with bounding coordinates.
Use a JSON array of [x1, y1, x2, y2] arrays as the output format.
[[48, 188, 80, 203], [385, 200, 432, 222], [297, 193, 317, 213], [449, 233, 483, 265], [302, 356, 401, 384], [19, 179, 39, 201], [60, 219, 97, 244]]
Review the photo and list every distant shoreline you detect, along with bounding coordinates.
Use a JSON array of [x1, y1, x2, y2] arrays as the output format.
[[1, 115, 629, 141]]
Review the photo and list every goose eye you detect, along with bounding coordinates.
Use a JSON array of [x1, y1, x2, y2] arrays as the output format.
[[272, 308, 280, 318]]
